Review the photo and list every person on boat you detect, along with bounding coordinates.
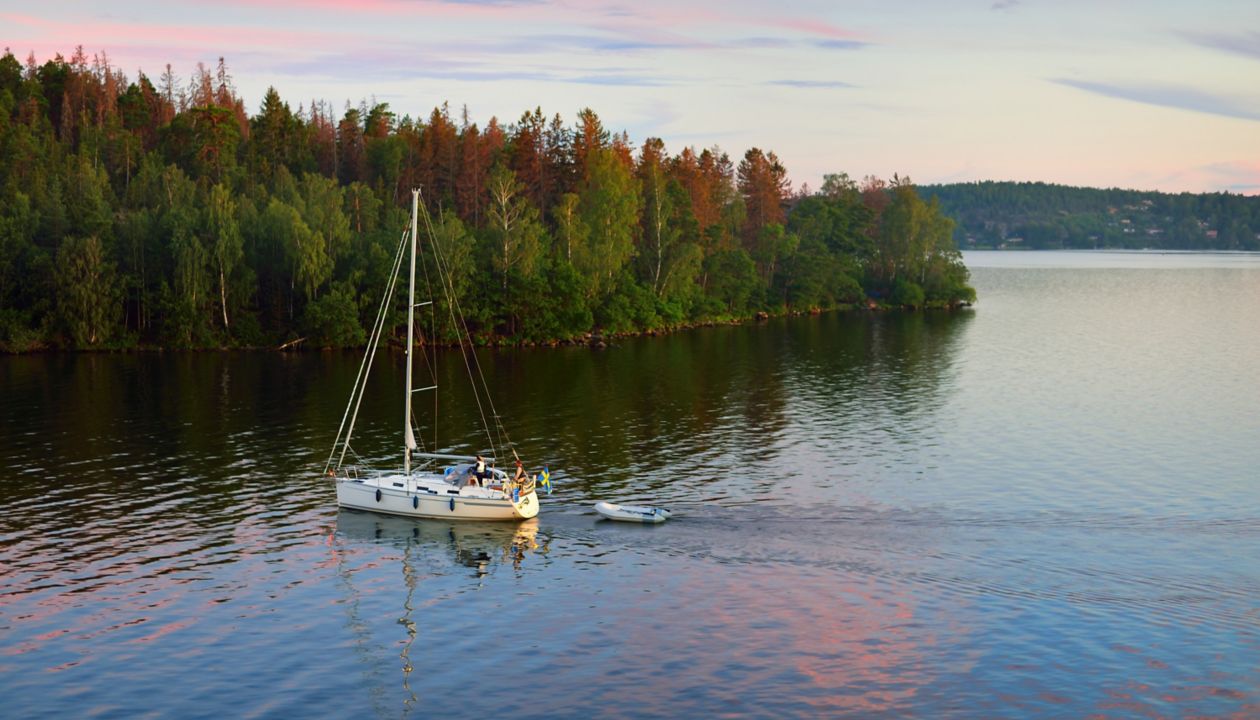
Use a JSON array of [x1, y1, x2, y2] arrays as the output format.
[[473, 455, 490, 483], [513, 459, 527, 483]]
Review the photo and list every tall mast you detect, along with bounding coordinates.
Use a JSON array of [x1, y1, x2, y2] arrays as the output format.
[[404, 189, 419, 473]]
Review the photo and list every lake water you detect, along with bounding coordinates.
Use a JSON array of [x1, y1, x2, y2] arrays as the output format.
[[2, 251, 1258, 718]]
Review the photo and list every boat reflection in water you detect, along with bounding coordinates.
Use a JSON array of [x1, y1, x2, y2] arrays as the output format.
[[334, 509, 542, 574], [331, 510, 543, 715]]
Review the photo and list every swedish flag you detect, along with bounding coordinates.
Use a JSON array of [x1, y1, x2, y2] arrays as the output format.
[[540, 466, 552, 495]]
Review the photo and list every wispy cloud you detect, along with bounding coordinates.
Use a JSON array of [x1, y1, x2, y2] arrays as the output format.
[[573, 6, 870, 49], [271, 52, 481, 82], [1156, 160, 1260, 195], [728, 36, 794, 49], [2, 14, 366, 58], [1198, 161, 1260, 194], [1178, 30, 1260, 61], [568, 73, 670, 86], [991, 0, 1019, 11], [443, 0, 545, 5], [728, 36, 868, 51], [768, 79, 855, 89], [467, 32, 703, 54], [813, 39, 869, 50], [584, 21, 713, 52], [272, 48, 672, 87], [1052, 78, 1260, 122], [222, 0, 540, 17], [767, 16, 863, 40]]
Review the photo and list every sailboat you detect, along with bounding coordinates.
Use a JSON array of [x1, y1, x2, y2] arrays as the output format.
[[324, 189, 540, 521]]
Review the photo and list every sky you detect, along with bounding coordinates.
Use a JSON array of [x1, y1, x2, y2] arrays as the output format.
[[4, 0, 1259, 194]]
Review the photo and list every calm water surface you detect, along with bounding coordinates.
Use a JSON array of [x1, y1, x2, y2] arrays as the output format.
[[2, 251, 1258, 718]]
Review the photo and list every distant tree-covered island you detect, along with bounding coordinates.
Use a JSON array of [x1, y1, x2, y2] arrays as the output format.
[[925, 181, 1260, 251], [0, 49, 975, 353]]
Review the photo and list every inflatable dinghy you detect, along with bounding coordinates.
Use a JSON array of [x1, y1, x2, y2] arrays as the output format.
[[594, 501, 671, 524]]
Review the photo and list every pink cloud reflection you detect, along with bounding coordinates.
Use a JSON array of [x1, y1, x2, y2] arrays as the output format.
[[592, 559, 971, 715]]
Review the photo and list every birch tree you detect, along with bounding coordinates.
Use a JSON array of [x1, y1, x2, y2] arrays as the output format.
[[206, 183, 242, 330], [486, 163, 543, 290]]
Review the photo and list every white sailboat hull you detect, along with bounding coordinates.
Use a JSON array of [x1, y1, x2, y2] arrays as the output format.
[[337, 473, 539, 521]]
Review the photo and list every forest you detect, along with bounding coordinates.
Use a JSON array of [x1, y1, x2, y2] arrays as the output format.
[[926, 181, 1260, 251], [0, 48, 975, 352]]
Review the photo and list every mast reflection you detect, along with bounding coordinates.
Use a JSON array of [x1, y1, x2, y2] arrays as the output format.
[[330, 510, 541, 716]]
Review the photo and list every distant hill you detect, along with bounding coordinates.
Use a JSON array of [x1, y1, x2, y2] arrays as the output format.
[[922, 182, 1260, 251]]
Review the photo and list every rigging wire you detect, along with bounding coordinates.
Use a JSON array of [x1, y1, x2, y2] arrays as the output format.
[[416, 193, 513, 461], [325, 226, 409, 475], [416, 195, 495, 455], [338, 227, 408, 472], [414, 195, 442, 457], [328, 190, 525, 480]]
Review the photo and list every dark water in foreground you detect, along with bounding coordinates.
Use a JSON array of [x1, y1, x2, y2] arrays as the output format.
[[2, 251, 1258, 718]]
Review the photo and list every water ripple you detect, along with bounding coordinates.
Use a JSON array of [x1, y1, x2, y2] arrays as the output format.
[[3, 261, 1260, 717]]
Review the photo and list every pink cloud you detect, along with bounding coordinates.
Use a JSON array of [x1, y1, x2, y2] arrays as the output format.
[[219, 0, 544, 19], [767, 16, 863, 40], [1157, 160, 1260, 195], [6, 17, 359, 53], [2, 12, 413, 89], [0, 11, 59, 28], [542, 3, 870, 44]]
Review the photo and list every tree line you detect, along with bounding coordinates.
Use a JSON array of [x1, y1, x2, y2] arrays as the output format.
[[0, 48, 975, 352], [926, 181, 1260, 251]]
